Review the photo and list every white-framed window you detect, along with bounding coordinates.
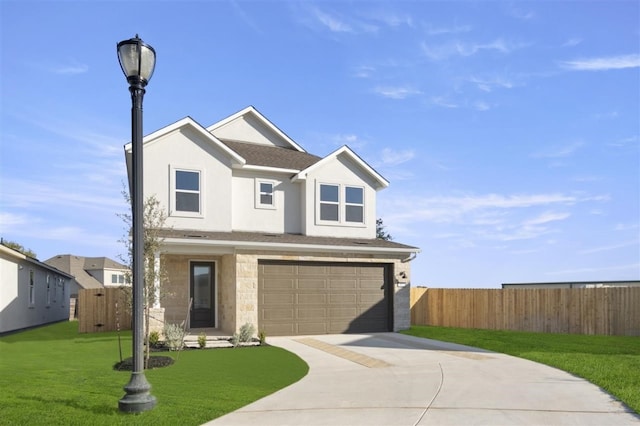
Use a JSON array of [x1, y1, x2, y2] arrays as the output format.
[[317, 183, 365, 225], [345, 186, 364, 223], [112, 273, 126, 284], [29, 270, 35, 306], [255, 179, 276, 209], [170, 166, 203, 217], [319, 184, 340, 221]]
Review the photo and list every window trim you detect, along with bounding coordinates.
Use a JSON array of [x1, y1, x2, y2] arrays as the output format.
[[170, 166, 204, 218], [255, 179, 276, 210], [316, 182, 366, 227]]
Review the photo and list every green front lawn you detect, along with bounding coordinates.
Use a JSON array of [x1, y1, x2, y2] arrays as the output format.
[[402, 325, 640, 414], [0, 322, 308, 425]]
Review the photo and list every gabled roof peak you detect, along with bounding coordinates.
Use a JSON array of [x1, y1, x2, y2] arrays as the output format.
[[207, 106, 306, 153]]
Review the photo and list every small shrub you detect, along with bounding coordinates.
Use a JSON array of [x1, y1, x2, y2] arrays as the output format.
[[258, 330, 266, 345], [198, 332, 207, 349], [164, 323, 185, 351], [148, 330, 160, 347], [231, 323, 256, 347]]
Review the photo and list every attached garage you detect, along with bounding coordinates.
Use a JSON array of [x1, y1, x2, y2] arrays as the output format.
[[258, 260, 393, 336]]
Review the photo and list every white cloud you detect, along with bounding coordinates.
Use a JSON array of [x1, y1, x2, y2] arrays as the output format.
[[373, 86, 422, 99], [51, 61, 89, 75], [474, 101, 491, 111], [353, 65, 375, 78], [579, 240, 640, 255], [523, 211, 571, 226], [422, 38, 527, 61], [560, 54, 640, 71], [425, 23, 472, 35], [468, 76, 514, 92], [379, 148, 415, 166], [313, 8, 352, 32], [532, 141, 584, 158], [562, 38, 582, 47], [430, 96, 458, 108]]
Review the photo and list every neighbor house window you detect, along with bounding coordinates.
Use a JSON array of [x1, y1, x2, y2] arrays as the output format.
[[46, 275, 51, 306], [175, 169, 201, 213], [112, 273, 125, 284], [318, 183, 365, 225], [255, 179, 276, 209], [319, 184, 339, 221], [29, 270, 35, 306]]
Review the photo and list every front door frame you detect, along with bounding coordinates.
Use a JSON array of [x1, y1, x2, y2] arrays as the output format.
[[189, 260, 216, 328]]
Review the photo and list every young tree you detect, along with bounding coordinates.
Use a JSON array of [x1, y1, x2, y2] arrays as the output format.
[[118, 191, 171, 367], [376, 218, 393, 241]]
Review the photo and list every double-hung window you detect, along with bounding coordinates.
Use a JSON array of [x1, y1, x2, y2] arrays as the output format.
[[318, 183, 365, 225], [255, 179, 276, 209], [319, 184, 339, 221], [173, 168, 201, 215], [345, 186, 364, 223], [29, 270, 35, 306]]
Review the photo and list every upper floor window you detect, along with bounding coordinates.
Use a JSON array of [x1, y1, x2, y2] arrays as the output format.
[[345, 186, 364, 223], [255, 179, 276, 209], [318, 183, 365, 225], [320, 184, 339, 221], [175, 170, 200, 212], [170, 166, 203, 217]]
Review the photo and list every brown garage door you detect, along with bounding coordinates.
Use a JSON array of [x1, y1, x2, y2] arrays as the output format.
[[258, 261, 391, 336]]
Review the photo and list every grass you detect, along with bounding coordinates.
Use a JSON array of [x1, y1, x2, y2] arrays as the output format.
[[0, 321, 308, 425], [402, 325, 640, 414]]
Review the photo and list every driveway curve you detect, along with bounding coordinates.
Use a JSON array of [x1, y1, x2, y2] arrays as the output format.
[[207, 332, 639, 425]]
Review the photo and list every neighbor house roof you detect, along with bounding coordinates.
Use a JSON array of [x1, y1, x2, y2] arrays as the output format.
[[158, 229, 420, 255], [44, 255, 126, 290]]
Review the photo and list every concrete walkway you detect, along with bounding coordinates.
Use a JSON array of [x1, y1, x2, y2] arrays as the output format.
[[207, 332, 639, 425]]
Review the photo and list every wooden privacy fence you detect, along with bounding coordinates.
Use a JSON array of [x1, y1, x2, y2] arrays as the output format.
[[410, 287, 640, 336], [78, 288, 131, 333]]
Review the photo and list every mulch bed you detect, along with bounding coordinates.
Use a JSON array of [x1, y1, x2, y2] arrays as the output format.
[[114, 355, 174, 371]]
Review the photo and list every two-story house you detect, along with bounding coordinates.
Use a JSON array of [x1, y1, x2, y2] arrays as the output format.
[[125, 106, 419, 336]]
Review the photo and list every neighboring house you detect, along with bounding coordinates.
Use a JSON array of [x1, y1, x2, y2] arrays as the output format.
[[0, 244, 73, 335], [502, 280, 640, 289], [125, 106, 420, 336], [44, 255, 129, 318]]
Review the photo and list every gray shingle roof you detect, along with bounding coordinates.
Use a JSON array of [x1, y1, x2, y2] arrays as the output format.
[[220, 140, 321, 171], [159, 229, 419, 252]]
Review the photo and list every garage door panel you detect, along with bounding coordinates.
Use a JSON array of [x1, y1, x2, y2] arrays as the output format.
[[262, 293, 294, 305], [298, 265, 329, 275], [298, 279, 328, 290], [296, 308, 327, 320], [262, 278, 295, 290], [259, 261, 390, 336], [329, 279, 358, 290], [262, 308, 294, 320], [329, 293, 357, 304], [297, 293, 327, 304]]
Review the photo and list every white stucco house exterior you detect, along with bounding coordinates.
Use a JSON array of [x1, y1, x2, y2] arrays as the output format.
[[125, 106, 419, 336], [0, 244, 73, 335]]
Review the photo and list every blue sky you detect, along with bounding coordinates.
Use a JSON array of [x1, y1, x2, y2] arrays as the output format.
[[1, 1, 638, 288]]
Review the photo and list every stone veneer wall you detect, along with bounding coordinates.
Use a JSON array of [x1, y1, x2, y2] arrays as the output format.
[[162, 254, 224, 327]]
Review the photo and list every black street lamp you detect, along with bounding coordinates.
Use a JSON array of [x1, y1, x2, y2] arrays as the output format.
[[117, 34, 157, 413]]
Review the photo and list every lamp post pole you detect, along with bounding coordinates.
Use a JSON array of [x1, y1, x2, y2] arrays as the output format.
[[117, 34, 157, 413]]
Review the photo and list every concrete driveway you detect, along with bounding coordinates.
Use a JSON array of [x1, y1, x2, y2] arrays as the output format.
[[207, 332, 639, 425]]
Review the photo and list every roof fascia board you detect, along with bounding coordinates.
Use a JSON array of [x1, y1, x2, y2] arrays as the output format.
[[292, 145, 390, 189], [206, 106, 306, 153], [232, 164, 301, 174], [0, 246, 75, 278], [162, 237, 419, 255]]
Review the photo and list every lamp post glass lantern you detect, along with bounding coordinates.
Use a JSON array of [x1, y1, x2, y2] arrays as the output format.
[[117, 34, 157, 413]]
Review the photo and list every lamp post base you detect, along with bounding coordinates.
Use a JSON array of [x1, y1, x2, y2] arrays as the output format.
[[118, 371, 157, 413]]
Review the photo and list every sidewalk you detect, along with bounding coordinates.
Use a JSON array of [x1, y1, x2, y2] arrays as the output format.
[[207, 332, 639, 425]]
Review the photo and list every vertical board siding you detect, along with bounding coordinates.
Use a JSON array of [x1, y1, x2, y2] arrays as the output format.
[[78, 288, 132, 333], [410, 287, 640, 336]]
